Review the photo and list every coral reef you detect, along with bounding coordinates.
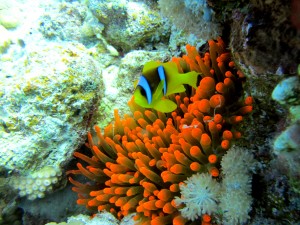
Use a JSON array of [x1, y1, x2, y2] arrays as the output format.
[[0, 25, 11, 53], [230, 0, 300, 76], [68, 38, 253, 224], [159, 0, 221, 40], [1, 0, 297, 224], [45, 211, 122, 225], [87, 0, 169, 52], [44, 211, 136, 225], [272, 76, 300, 105], [271, 68, 300, 195], [0, 0, 21, 28], [39, 2, 95, 42], [0, 42, 102, 173], [273, 124, 300, 153], [0, 200, 22, 225], [175, 147, 256, 224], [222, 1, 300, 221]]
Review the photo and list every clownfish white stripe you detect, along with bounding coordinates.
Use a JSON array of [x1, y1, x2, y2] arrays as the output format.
[[157, 65, 167, 96], [137, 75, 152, 104]]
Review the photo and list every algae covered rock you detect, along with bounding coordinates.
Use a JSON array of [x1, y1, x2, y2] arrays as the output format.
[[45, 211, 134, 225], [0, 25, 11, 53], [88, 0, 169, 52], [38, 1, 103, 43], [0, 42, 103, 174], [272, 76, 300, 105], [159, 0, 221, 41]]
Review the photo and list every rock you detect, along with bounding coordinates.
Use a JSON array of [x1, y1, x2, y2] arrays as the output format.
[[272, 76, 300, 105], [0, 42, 103, 174], [0, 25, 11, 53], [273, 124, 300, 154], [0, 0, 21, 28], [88, 0, 169, 52]]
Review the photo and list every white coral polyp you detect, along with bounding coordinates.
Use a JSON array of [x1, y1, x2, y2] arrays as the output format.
[[10, 166, 62, 200], [174, 173, 220, 221], [219, 190, 252, 225]]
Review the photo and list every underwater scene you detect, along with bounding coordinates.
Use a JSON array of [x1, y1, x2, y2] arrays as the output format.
[[0, 0, 299, 224]]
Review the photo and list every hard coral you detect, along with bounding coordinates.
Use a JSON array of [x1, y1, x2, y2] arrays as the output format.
[[10, 166, 62, 200], [68, 38, 253, 224]]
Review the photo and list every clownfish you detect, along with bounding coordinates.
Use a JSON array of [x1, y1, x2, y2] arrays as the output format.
[[133, 61, 199, 113]]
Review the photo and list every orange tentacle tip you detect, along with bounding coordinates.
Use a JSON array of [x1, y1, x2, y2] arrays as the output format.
[[210, 167, 219, 177], [239, 105, 253, 115], [200, 133, 212, 147], [209, 94, 225, 108], [190, 145, 202, 158], [197, 99, 211, 113], [208, 154, 218, 164], [228, 61, 235, 67], [190, 161, 201, 172], [221, 139, 230, 150], [173, 215, 188, 225], [199, 77, 215, 93], [222, 130, 233, 140], [225, 71, 233, 78], [216, 82, 226, 94], [202, 214, 211, 222], [244, 96, 253, 105], [213, 114, 223, 123], [233, 131, 242, 139]]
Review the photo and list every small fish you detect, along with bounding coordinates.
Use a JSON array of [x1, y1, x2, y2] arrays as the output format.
[[133, 61, 199, 113]]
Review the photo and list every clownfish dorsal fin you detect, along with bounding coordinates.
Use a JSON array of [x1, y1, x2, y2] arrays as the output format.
[[137, 75, 152, 104], [157, 65, 167, 96], [162, 61, 199, 96]]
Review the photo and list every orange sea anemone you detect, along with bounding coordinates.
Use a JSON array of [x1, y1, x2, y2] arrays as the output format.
[[67, 37, 253, 225]]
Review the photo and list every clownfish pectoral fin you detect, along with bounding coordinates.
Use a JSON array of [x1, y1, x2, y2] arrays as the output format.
[[137, 75, 152, 104], [157, 65, 167, 95], [133, 87, 150, 108], [133, 79, 165, 109], [153, 99, 177, 113]]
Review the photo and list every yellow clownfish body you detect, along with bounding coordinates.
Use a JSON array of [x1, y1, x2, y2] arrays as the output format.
[[133, 61, 199, 113]]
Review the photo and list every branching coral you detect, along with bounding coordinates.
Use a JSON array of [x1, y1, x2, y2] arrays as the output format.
[[68, 38, 253, 225]]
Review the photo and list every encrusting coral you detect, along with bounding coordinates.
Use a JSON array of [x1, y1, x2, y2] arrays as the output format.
[[9, 166, 62, 200], [67, 37, 253, 225]]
